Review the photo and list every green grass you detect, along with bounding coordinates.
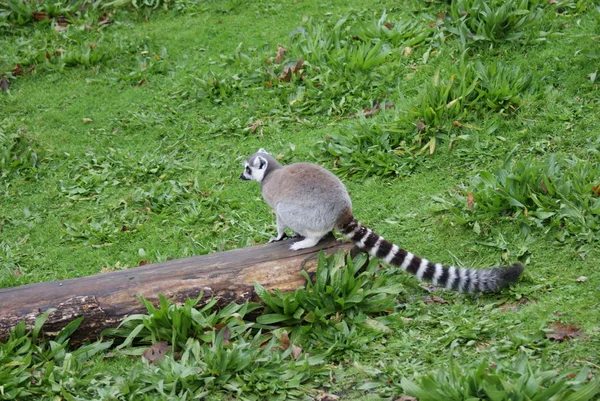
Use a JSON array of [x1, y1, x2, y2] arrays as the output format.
[[1, 0, 600, 399]]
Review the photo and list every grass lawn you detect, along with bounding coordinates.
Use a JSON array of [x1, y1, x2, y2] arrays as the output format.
[[1, 0, 600, 399]]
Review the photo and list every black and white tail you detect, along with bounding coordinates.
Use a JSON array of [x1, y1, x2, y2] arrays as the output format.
[[337, 214, 524, 293]]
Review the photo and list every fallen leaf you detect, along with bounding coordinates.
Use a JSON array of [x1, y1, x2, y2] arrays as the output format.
[[1, 76, 10, 91], [56, 15, 69, 26], [291, 344, 303, 360], [466, 193, 475, 210], [592, 183, 600, 196], [416, 120, 426, 132], [12, 267, 22, 276], [220, 326, 231, 345], [422, 295, 447, 304], [348, 101, 393, 118], [11, 64, 24, 76], [575, 276, 588, 283], [32, 11, 47, 21], [278, 58, 304, 82], [396, 396, 418, 401], [134, 78, 147, 87], [384, 22, 393, 30], [453, 120, 463, 128], [99, 12, 113, 26], [275, 44, 287, 63], [138, 260, 152, 266], [54, 25, 68, 32], [280, 330, 291, 349], [82, 118, 93, 123], [143, 341, 171, 364], [316, 392, 339, 401], [402, 47, 412, 56], [546, 321, 582, 342], [248, 120, 264, 132]]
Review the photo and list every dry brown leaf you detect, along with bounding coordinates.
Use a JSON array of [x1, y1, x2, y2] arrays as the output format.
[[56, 16, 69, 26], [32, 11, 48, 21], [348, 101, 393, 118], [12, 267, 22, 276], [315, 392, 339, 401], [11, 64, 24, 76], [422, 295, 448, 304], [291, 344, 302, 360], [546, 321, 582, 342], [402, 47, 412, 56], [248, 120, 264, 132], [453, 120, 463, 128], [466, 193, 475, 211], [384, 22, 393, 30], [275, 44, 287, 63], [54, 25, 68, 32], [138, 260, 152, 266], [221, 326, 231, 345], [142, 341, 170, 364], [280, 330, 291, 349], [592, 183, 600, 196]]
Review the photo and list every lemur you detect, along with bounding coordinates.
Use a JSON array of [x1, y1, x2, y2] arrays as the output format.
[[240, 149, 524, 293]]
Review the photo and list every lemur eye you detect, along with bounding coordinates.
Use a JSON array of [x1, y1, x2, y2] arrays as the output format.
[[246, 166, 251, 173]]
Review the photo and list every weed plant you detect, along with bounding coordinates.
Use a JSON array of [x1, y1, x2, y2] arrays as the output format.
[[435, 152, 600, 251]]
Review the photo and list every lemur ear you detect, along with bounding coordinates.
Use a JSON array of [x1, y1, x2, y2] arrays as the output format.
[[257, 148, 269, 154], [253, 156, 267, 169]]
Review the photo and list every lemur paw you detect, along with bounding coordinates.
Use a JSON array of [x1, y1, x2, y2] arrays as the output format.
[[268, 233, 288, 243]]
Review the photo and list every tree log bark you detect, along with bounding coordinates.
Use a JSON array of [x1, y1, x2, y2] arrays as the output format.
[[0, 235, 355, 344]]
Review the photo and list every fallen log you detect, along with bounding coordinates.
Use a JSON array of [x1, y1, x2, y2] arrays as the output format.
[[0, 235, 355, 344]]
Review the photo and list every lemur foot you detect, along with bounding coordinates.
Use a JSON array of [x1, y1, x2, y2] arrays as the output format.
[[268, 233, 289, 243]]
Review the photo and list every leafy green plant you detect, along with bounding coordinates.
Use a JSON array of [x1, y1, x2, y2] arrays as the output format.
[[447, 0, 546, 44], [436, 152, 600, 248], [357, 10, 436, 48], [101, 293, 325, 400], [106, 293, 261, 350], [0, 0, 92, 26], [401, 352, 600, 400], [0, 119, 41, 176], [255, 251, 403, 326], [0, 309, 112, 400], [318, 58, 539, 176]]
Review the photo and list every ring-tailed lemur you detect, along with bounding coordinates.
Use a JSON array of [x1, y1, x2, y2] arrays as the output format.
[[240, 149, 524, 293]]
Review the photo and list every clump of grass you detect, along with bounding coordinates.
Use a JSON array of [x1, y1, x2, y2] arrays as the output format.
[[0, 309, 112, 400], [446, 0, 546, 45], [319, 58, 539, 177], [103, 293, 325, 400], [0, 118, 42, 177], [435, 152, 600, 250], [0, 0, 94, 26], [255, 252, 403, 327], [401, 352, 600, 400]]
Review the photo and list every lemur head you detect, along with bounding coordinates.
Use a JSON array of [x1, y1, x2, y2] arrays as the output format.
[[240, 148, 280, 183]]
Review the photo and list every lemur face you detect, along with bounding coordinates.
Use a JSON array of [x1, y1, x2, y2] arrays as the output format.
[[240, 150, 269, 182]]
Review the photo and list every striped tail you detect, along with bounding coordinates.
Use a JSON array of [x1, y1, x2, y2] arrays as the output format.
[[337, 214, 524, 293]]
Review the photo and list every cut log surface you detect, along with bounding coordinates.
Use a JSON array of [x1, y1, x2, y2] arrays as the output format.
[[0, 235, 355, 343]]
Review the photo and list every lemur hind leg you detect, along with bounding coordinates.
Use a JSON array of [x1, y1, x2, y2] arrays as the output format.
[[289, 232, 328, 250], [268, 215, 288, 243]]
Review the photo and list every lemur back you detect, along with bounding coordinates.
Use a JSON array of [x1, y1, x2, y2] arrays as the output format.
[[240, 149, 524, 293]]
